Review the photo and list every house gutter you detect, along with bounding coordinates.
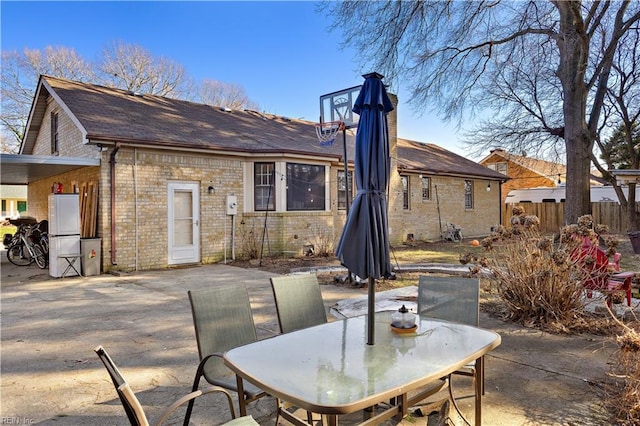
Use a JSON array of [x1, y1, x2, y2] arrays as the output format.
[[110, 143, 121, 265]]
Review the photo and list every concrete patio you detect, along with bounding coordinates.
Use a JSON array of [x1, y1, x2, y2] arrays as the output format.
[[1, 252, 618, 425]]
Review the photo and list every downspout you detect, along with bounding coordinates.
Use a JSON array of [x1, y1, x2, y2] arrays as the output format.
[[110, 143, 121, 265], [499, 181, 504, 226]]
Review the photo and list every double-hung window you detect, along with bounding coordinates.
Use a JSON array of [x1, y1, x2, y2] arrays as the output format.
[[464, 180, 474, 209], [401, 176, 410, 210], [51, 112, 59, 155], [254, 162, 275, 211], [337, 170, 353, 210], [421, 176, 430, 201]]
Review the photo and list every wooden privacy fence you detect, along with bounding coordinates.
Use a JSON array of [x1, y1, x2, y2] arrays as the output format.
[[502, 202, 640, 234]]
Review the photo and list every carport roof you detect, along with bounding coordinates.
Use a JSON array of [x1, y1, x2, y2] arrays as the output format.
[[0, 154, 100, 185]]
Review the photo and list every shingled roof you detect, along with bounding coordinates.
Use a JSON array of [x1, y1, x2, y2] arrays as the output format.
[[23, 75, 505, 181], [397, 139, 507, 180], [24, 75, 347, 160]]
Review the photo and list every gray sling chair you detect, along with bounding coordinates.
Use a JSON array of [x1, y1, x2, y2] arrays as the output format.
[[417, 275, 484, 420], [270, 273, 328, 334], [185, 284, 268, 426], [269, 273, 328, 424], [94, 346, 258, 426]]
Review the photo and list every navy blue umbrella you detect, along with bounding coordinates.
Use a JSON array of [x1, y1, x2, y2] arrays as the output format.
[[335, 72, 394, 345]]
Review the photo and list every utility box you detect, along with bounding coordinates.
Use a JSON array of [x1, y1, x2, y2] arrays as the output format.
[[226, 195, 238, 215], [80, 238, 101, 276]]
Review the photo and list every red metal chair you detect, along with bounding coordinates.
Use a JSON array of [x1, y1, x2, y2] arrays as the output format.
[[572, 238, 633, 308]]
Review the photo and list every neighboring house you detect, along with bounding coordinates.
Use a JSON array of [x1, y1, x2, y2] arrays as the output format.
[[0, 185, 27, 218], [3, 75, 505, 272], [480, 148, 566, 203]]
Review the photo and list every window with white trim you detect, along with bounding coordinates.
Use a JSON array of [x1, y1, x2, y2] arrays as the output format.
[[464, 180, 474, 209], [421, 176, 431, 201], [286, 163, 325, 211], [51, 112, 59, 155], [337, 170, 353, 210], [401, 175, 410, 210], [254, 162, 275, 211], [487, 162, 507, 175]]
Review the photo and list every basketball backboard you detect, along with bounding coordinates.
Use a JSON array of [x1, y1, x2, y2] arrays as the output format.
[[319, 85, 361, 129]]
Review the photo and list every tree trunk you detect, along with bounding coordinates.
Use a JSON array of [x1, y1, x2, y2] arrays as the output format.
[[626, 182, 640, 231], [555, 2, 592, 225]]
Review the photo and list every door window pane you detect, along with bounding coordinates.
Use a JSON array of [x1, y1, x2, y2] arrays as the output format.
[[174, 191, 193, 245]]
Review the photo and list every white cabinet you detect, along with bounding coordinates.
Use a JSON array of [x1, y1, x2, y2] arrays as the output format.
[[48, 194, 80, 236]]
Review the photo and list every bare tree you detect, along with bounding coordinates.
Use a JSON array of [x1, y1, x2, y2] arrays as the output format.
[[1, 42, 259, 153], [97, 42, 192, 98], [326, 0, 640, 224], [199, 79, 260, 111], [594, 25, 640, 230], [1, 47, 94, 152]]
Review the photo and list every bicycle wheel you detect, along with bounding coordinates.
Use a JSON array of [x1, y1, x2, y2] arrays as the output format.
[[33, 244, 48, 269], [7, 243, 32, 266]]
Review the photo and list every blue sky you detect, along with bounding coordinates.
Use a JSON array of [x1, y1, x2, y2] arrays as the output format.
[[1, 1, 468, 156]]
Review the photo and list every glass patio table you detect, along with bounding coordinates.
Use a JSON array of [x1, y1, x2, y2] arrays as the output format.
[[224, 311, 501, 425]]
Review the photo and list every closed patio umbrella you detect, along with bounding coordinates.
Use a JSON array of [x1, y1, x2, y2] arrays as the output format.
[[335, 72, 394, 345]]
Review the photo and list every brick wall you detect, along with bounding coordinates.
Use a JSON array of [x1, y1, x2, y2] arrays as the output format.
[[32, 97, 100, 159]]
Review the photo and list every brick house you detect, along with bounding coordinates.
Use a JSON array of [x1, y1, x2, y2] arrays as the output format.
[[6, 75, 505, 272], [480, 148, 566, 203]]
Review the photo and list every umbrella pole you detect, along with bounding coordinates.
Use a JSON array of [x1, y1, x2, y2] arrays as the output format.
[[367, 276, 375, 345], [342, 127, 353, 284]]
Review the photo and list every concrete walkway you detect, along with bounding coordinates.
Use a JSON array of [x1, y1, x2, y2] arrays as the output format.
[[1, 254, 617, 425]]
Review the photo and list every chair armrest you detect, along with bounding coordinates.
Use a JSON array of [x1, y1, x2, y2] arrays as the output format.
[[155, 385, 238, 425], [612, 272, 634, 279]]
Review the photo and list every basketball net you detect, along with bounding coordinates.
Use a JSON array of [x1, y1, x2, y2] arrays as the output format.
[[315, 121, 345, 147]]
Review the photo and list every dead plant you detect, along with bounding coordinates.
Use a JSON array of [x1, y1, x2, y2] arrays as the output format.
[[604, 306, 640, 425], [462, 208, 616, 331], [308, 224, 335, 257], [238, 218, 260, 260]]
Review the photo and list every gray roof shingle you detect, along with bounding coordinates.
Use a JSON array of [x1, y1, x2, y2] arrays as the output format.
[[34, 76, 505, 181]]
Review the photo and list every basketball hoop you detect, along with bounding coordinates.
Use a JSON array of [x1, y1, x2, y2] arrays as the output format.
[[315, 121, 345, 146]]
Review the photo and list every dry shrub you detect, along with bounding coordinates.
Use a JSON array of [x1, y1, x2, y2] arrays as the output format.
[[605, 307, 640, 425], [238, 219, 260, 260], [462, 208, 614, 331], [308, 224, 335, 257]]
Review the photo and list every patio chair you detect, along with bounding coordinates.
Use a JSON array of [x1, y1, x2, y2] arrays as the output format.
[[270, 273, 328, 334], [417, 276, 484, 418], [270, 273, 327, 423], [443, 223, 463, 242], [185, 284, 268, 425], [94, 345, 258, 426], [572, 238, 633, 308]]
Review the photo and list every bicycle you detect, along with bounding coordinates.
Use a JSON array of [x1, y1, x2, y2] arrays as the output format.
[[5, 218, 48, 269]]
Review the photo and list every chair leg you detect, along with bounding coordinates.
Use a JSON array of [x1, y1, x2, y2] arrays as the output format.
[[183, 375, 201, 426], [235, 374, 248, 417], [183, 367, 206, 426]]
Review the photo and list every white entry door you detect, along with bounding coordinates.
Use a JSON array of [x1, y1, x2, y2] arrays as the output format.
[[168, 182, 200, 265]]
